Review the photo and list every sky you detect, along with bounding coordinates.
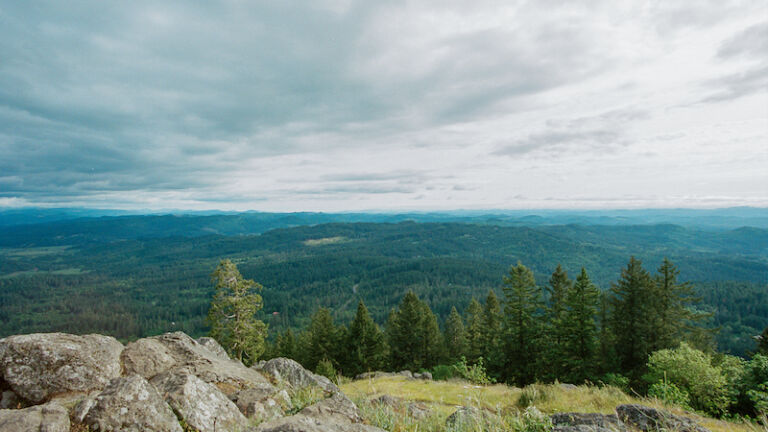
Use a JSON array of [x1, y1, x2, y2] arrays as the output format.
[[0, 1, 766, 212]]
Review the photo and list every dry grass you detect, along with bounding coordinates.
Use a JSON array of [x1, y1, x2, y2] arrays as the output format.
[[341, 376, 765, 432]]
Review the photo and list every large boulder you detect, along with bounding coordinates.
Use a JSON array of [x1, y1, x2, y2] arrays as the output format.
[[300, 392, 361, 424], [551, 413, 625, 432], [196, 337, 229, 359], [121, 332, 270, 396], [233, 385, 289, 421], [0, 391, 20, 410], [0, 333, 123, 403], [616, 404, 709, 432], [445, 406, 498, 429], [151, 371, 249, 432], [257, 358, 339, 394], [0, 403, 69, 432], [81, 374, 182, 432]]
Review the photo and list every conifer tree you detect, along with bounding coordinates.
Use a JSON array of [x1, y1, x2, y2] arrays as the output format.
[[444, 306, 467, 363], [275, 328, 297, 359], [482, 290, 504, 378], [562, 267, 600, 383], [610, 256, 654, 384], [347, 300, 388, 375], [388, 291, 443, 370], [597, 291, 617, 374], [306, 307, 338, 370], [207, 259, 267, 365], [418, 299, 445, 368], [464, 298, 484, 364], [758, 326, 768, 355], [544, 264, 572, 380], [502, 262, 543, 385], [649, 258, 707, 351]]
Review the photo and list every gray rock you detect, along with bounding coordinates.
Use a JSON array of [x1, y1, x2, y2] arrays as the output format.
[[560, 383, 578, 390], [196, 337, 229, 359], [551, 413, 624, 432], [256, 414, 386, 432], [0, 403, 69, 432], [445, 406, 496, 428], [371, 394, 430, 419], [121, 332, 271, 397], [83, 374, 182, 432], [554, 426, 615, 432], [259, 358, 339, 394], [151, 371, 249, 432], [71, 396, 97, 424], [413, 371, 433, 380], [0, 391, 20, 410], [616, 404, 709, 432], [234, 384, 288, 421], [300, 392, 361, 424], [398, 370, 413, 379], [0, 333, 123, 403]]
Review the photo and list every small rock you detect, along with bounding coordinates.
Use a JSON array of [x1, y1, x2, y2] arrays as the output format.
[[0, 333, 123, 403], [0, 403, 69, 432], [398, 370, 413, 378], [551, 412, 625, 432], [446, 406, 496, 428], [414, 371, 433, 380], [234, 384, 287, 421], [616, 404, 709, 432], [300, 392, 362, 424], [256, 414, 386, 432], [0, 391, 20, 410], [83, 374, 182, 432], [151, 371, 249, 432], [259, 358, 339, 394], [559, 383, 578, 390]]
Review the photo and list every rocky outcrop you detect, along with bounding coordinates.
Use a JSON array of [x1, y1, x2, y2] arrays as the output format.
[[0, 403, 69, 432], [121, 331, 271, 396], [354, 370, 426, 380], [81, 374, 182, 432], [551, 412, 624, 432], [234, 385, 290, 421], [616, 404, 709, 432], [197, 336, 229, 359], [151, 371, 250, 432], [257, 393, 385, 432], [0, 333, 123, 404], [257, 357, 339, 394], [0, 391, 20, 410], [445, 406, 497, 428], [371, 394, 431, 419]]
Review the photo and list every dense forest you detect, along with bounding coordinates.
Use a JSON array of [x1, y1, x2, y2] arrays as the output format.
[[0, 215, 766, 357]]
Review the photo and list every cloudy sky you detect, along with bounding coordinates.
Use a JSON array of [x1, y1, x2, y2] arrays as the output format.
[[0, 1, 766, 211]]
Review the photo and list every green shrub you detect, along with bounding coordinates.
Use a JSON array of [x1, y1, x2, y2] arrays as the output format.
[[315, 357, 337, 382], [431, 364, 455, 381], [287, 385, 325, 414], [517, 384, 551, 408], [648, 380, 692, 409], [600, 373, 630, 393], [735, 354, 768, 417], [452, 357, 494, 385], [645, 342, 730, 416]]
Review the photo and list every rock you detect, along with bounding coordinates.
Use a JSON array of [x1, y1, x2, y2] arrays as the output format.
[[259, 358, 339, 394], [413, 371, 432, 380], [71, 396, 97, 424], [371, 394, 430, 419], [398, 370, 413, 379], [151, 371, 249, 432], [196, 337, 229, 359], [121, 332, 271, 396], [256, 414, 386, 432], [0, 403, 69, 432], [445, 406, 496, 428], [83, 374, 182, 432], [300, 392, 362, 424], [616, 404, 709, 432], [372, 394, 401, 407], [559, 383, 578, 390], [554, 426, 616, 432], [0, 391, 20, 410], [233, 384, 288, 421], [551, 412, 625, 432], [0, 333, 123, 404], [407, 402, 431, 419]]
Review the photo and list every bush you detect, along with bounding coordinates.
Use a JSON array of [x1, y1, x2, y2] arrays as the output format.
[[600, 373, 630, 393], [315, 357, 337, 383], [430, 364, 454, 381], [645, 342, 730, 416], [430, 357, 494, 385], [517, 384, 551, 408], [734, 354, 768, 417], [648, 380, 692, 410]]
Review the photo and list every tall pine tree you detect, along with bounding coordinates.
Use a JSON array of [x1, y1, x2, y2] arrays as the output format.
[[465, 298, 484, 364], [610, 256, 654, 384], [306, 307, 339, 370], [388, 291, 443, 371], [502, 262, 544, 385], [562, 267, 600, 383], [444, 306, 467, 363], [482, 290, 504, 378], [346, 300, 388, 375], [544, 264, 572, 380]]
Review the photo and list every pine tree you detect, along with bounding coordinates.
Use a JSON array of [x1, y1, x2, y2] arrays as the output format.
[[207, 259, 267, 365], [610, 256, 654, 384], [544, 264, 572, 380], [306, 307, 338, 370], [482, 290, 504, 378], [758, 326, 768, 355], [597, 291, 617, 374], [275, 328, 297, 359], [502, 262, 544, 385], [388, 291, 443, 371], [464, 298, 484, 364], [649, 258, 708, 351], [347, 300, 388, 375], [444, 306, 467, 363], [562, 267, 600, 383]]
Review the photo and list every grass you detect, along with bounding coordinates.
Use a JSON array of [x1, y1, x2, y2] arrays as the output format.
[[341, 376, 765, 432]]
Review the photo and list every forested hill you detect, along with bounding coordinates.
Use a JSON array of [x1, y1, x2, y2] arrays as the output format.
[[0, 218, 766, 355]]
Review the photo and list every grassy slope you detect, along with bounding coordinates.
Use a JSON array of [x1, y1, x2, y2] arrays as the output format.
[[341, 376, 762, 432]]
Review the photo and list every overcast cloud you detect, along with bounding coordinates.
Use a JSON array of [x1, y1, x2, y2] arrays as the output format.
[[0, 0, 766, 211]]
